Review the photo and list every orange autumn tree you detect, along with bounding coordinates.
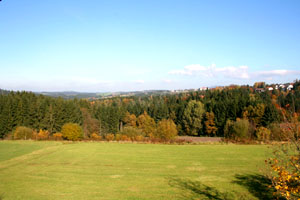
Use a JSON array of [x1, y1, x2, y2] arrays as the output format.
[[123, 112, 137, 127], [204, 112, 218, 135]]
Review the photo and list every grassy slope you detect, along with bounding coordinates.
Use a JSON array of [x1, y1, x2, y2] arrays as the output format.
[[0, 141, 271, 200]]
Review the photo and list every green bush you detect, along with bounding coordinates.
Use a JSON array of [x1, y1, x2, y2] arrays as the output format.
[[224, 119, 249, 140], [268, 123, 281, 140], [61, 123, 83, 141], [233, 119, 249, 139], [13, 126, 33, 140]]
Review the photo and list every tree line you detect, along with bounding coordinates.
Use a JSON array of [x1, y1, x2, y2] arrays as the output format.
[[0, 80, 299, 141]]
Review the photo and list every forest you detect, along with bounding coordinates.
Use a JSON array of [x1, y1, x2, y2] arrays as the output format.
[[0, 80, 299, 141]]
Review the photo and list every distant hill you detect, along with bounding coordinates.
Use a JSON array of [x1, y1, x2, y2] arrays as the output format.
[[0, 89, 11, 95], [36, 90, 172, 100]]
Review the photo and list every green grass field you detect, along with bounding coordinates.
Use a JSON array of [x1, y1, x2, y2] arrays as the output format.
[[0, 141, 273, 200]]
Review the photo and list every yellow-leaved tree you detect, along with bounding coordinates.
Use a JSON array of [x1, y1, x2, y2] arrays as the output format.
[[137, 111, 156, 137], [154, 119, 177, 141]]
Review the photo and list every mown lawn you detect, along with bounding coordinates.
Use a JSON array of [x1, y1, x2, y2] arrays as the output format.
[[0, 141, 272, 200]]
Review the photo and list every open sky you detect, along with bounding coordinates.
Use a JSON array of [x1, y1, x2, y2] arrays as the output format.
[[0, 0, 300, 92]]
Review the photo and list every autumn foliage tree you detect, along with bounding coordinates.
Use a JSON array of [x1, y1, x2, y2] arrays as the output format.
[[267, 114, 300, 199], [154, 119, 178, 141], [123, 112, 137, 127], [61, 123, 83, 141], [137, 111, 156, 137], [204, 112, 218, 135]]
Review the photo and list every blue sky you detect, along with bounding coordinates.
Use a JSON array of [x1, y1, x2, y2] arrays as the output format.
[[0, 0, 300, 92]]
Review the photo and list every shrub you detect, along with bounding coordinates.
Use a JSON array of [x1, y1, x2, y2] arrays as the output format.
[[13, 126, 33, 140], [37, 129, 49, 140], [268, 123, 281, 140], [154, 119, 178, 141], [61, 123, 83, 141], [233, 119, 249, 139], [105, 133, 114, 141], [224, 119, 250, 140], [256, 127, 271, 141], [120, 126, 144, 140], [53, 133, 63, 140], [115, 134, 121, 141], [134, 135, 144, 142], [120, 135, 130, 141], [90, 133, 102, 141]]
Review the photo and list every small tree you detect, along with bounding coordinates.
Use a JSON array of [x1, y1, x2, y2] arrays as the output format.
[[154, 119, 178, 141], [61, 123, 83, 141], [266, 113, 300, 199], [183, 100, 205, 136], [204, 112, 218, 135], [14, 126, 33, 140], [137, 111, 156, 137]]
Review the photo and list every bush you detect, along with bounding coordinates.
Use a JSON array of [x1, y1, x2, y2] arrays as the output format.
[[120, 126, 144, 140], [115, 134, 121, 141], [224, 119, 250, 140], [36, 129, 49, 140], [105, 133, 114, 141], [61, 123, 83, 141], [256, 127, 271, 141], [13, 126, 33, 140], [268, 123, 281, 141], [120, 135, 130, 141], [90, 133, 102, 141], [53, 133, 63, 140], [154, 119, 178, 141], [233, 119, 249, 139], [134, 135, 144, 142]]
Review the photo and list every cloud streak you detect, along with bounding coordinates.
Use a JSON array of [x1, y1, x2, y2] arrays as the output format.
[[169, 64, 300, 80]]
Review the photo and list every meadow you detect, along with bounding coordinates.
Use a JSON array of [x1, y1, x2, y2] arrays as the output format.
[[0, 141, 272, 200]]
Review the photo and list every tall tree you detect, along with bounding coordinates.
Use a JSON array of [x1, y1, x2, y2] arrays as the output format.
[[183, 100, 205, 136]]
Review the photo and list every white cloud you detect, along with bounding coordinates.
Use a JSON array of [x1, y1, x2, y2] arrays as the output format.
[[215, 66, 250, 79], [169, 64, 300, 81], [255, 70, 300, 77], [169, 64, 250, 79]]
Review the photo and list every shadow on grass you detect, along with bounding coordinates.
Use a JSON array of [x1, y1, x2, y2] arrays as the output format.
[[233, 174, 275, 200], [168, 174, 277, 200], [168, 177, 234, 200]]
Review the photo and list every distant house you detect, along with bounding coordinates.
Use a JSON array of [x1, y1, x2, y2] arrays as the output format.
[[199, 87, 208, 91], [267, 87, 273, 91], [275, 85, 279, 90], [287, 84, 293, 90], [279, 84, 285, 88]]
